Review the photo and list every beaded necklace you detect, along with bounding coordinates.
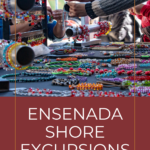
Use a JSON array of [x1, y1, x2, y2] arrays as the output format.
[[14, 88, 71, 97], [1, 72, 56, 82], [96, 69, 117, 78], [111, 58, 131, 65], [139, 59, 150, 63], [125, 76, 150, 81], [69, 83, 103, 91], [129, 86, 150, 94], [45, 61, 81, 68], [34, 58, 51, 64], [115, 64, 137, 70], [139, 63, 150, 67], [14, 88, 150, 97], [52, 78, 79, 86], [56, 57, 77, 61]]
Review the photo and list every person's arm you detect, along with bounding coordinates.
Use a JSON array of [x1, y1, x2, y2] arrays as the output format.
[[47, 10, 66, 41], [10, 20, 41, 34], [85, 0, 147, 19], [67, 0, 147, 19]]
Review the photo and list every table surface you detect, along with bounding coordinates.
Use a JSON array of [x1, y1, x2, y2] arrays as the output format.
[[0, 49, 147, 97]]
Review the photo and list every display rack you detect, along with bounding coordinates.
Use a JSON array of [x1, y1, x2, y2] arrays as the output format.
[[3, 0, 48, 46]]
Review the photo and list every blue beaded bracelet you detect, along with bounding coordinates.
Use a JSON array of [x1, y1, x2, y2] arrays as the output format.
[[95, 69, 117, 78], [139, 63, 150, 67]]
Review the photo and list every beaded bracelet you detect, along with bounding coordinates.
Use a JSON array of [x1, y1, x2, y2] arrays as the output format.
[[129, 86, 150, 94], [69, 83, 103, 91], [101, 78, 124, 83], [1, 72, 56, 82], [52, 78, 79, 86], [56, 57, 77, 61], [34, 58, 51, 64], [139, 59, 150, 63], [96, 69, 117, 78], [79, 59, 99, 63], [139, 63, 150, 67], [111, 58, 131, 66], [14, 88, 72, 97], [52, 69, 92, 76], [79, 62, 97, 69], [67, 75, 87, 82], [45, 61, 81, 68], [125, 76, 150, 81], [115, 64, 137, 70]]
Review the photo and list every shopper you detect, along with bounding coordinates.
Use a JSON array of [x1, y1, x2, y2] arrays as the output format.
[[66, 0, 147, 19], [129, 2, 150, 42], [0, 7, 66, 41]]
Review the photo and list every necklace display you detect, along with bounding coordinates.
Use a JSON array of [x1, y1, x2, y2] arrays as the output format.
[[14, 88, 150, 97], [1, 72, 56, 82], [45, 61, 81, 68], [52, 78, 79, 86]]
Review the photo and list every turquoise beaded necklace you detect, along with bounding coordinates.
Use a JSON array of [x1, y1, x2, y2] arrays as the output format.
[[95, 69, 117, 78], [1, 72, 56, 82]]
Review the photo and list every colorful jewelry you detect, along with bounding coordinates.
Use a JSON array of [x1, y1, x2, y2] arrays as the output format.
[[115, 64, 137, 70], [125, 76, 150, 81], [111, 58, 131, 66], [45, 61, 81, 68], [33, 58, 51, 64], [69, 83, 103, 91], [1, 72, 56, 82], [94, 21, 112, 38], [139, 63, 150, 67], [56, 57, 77, 61], [52, 78, 79, 86], [14, 88, 71, 97], [96, 69, 117, 78], [3, 42, 29, 70]]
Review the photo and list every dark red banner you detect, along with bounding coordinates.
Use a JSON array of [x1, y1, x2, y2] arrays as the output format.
[[0, 97, 150, 150]]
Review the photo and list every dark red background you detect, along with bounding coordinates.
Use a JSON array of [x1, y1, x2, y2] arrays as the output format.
[[0, 97, 149, 150]]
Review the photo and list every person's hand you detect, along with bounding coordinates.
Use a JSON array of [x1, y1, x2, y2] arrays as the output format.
[[128, 8, 134, 14], [67, 2, 87, 17], [47, 6, 53, 17], [53, 9, 67, 24], [132, 4, 144, 15]]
